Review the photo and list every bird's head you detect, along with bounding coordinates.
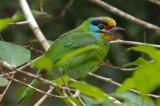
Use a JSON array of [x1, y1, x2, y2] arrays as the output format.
[[86, 17, 125, 41]]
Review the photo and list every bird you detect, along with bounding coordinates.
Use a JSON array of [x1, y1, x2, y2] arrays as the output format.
[[33, 16, 124, 80], [18, 16, 124, 103]]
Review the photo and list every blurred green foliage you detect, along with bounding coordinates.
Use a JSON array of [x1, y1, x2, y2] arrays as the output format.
[[118, 45, 160, 96]]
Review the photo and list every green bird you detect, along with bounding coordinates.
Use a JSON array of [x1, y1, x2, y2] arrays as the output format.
[[18, 17, 124, 103], [34, 16, 124, 79]]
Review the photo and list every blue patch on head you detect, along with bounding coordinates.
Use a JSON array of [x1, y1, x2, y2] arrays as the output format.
[[89, 24, 100, 39], [88, 20, 102, 41]]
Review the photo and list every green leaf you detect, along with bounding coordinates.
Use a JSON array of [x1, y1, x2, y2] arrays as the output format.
[[118, 45, 160, 95], [112, 92, 155, 106], [69, 81, 107, 101], [11, 11, 24, 22], [0, 76, 9, 87], [0, 41, 31, 67], [82, 95, 117, 106], [54, 76, 71, 86], [128, 45, 160, 61], [16, 79, 40, 104], [0, 18, 11, 31], [123, 57, 148, 67], [0, 11, 23, 31]]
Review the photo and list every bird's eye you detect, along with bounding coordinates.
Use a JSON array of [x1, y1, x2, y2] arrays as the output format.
[[98, 24, 105, 29]]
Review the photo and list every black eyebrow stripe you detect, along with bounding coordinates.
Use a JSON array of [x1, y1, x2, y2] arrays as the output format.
[[91, 20, 106, 26], [100, 21, 107, 25]]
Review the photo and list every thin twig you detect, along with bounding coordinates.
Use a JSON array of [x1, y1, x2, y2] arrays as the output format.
[[88, 72, 160, 98], [0, 60, 75, 92], [18, 0, 50, 51], [88, 0, 160, 33], [0, 75, 13, 102], [34, 86, 54, 106], [70, 79, 121, 105], [76, 93, 86, 106], [40, 0, 44, 12], [107, 95, 122, 105], [60, 0, 74, 17], [148, 0, 160, 7], [110, 39, 160, 49], [102, 61, 138, 71], [10, 21, 29, 25], [4, 73, 66, 99], [63, 90, 77, 106]]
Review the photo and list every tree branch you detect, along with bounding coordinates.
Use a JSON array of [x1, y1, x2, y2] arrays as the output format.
[[18, 0, 50, 51], [0, 76, 13, 102], [148, 0, 160, 7], [34, 86, 54, 106], [88, 73, 160, 98], [60, 0, 74, 17], [110, 39, 160, 48], [102, 61, 137, 71], [0, 60, 75, 92], [88, 0, 160, 33], [3, 73, 66, 99]]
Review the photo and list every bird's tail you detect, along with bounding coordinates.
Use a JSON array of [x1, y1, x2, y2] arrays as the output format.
[[17, 71, 41, 104]]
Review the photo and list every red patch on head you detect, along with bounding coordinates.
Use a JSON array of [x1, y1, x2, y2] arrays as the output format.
[[106, 25, 112, 30]]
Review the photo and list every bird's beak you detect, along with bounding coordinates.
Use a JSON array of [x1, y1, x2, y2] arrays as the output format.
[[107, 27, 125, 34]]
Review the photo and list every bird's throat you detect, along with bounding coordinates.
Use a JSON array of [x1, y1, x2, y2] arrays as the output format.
[[100, 33, 114, 42]]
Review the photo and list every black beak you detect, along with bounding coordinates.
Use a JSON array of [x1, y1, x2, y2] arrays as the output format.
[[108, 27, 125, 34]]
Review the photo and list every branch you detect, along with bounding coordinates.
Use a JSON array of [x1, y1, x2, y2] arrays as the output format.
[[110, 39, 160, 49], [63, 90, 77, 106], [34, 86, 54, 106], [148, 0, 160, 7], [18, 0, 50, 51], [107, 95, 122, 105], [102, 61, 137, 71], [88, 0, 160, 33], [10, 21, 29, 25], [88, 73, 160, 98], [3, 73, 66, 99], [60, 0, 74, 17], [0, 60, 75, 92], [0, 75, 13, 102]]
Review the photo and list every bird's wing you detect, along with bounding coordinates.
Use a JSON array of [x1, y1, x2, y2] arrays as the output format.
[[63, 32, 97, 48], [45, 31, 97, 62]]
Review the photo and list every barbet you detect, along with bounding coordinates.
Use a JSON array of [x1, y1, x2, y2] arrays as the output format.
[[34, 16, 124, 79], [18, 17, 124, 103]]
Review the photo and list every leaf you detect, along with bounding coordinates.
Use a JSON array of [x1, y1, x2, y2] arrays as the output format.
[[16, 79, 40, 104], [54, 76, 71, 86], [0, 41, 31, 67], [112, 92, 155, 106], [0, 76, 9, 87], [0, 18, 12, 31], [11, 11, 24, 22], [118, 45, 160, 95], [123, 57, 148, 67], [82, 95, 117, 106], [69, 81, 107, 101], [54, 77, 110, 105], [128, 45, 160, 61], [0, 11, 23, 31]]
